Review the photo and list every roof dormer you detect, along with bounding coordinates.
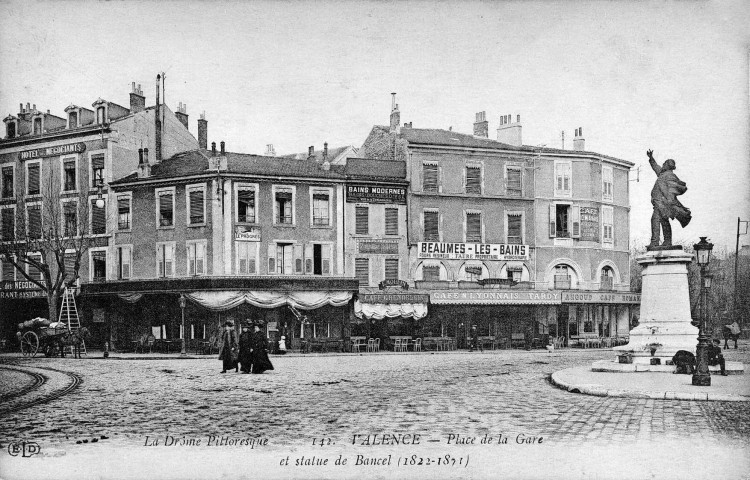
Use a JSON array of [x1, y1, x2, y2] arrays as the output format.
[[92, 98, 108, 125], [64, 104, 95, 129], [4, 114, 18, 139]]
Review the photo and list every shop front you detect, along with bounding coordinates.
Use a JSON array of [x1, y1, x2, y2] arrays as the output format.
[[353, 291, 429, 350], [0, 282, 49, 350], [553, 291, 641, 347]]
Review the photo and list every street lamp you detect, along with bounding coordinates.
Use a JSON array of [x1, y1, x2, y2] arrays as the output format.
[[178, 295, 187, 356], [95, 171, 106, 209], [692, 237, 714, 387]]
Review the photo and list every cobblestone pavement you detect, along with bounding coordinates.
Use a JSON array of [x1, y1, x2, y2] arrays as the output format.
[[2, 346, 749, 450]]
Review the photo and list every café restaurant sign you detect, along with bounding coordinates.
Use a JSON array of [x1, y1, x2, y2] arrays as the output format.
[[0, 280, 44, 299], [360, 293, 429, 304], [431, 290, 560, 305], [418, 242, 529, 261], [19, 142, 86, 160], [561, 291, 641, 304], [346, 184, 406, 204]]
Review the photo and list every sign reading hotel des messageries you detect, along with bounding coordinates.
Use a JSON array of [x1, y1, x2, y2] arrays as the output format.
[[418, 242, 529, 261], [346, 184, 406, 204], [19, 142, 86, 160]]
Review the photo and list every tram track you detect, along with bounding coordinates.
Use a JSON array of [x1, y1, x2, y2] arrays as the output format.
[[0, 364, 83, 415]]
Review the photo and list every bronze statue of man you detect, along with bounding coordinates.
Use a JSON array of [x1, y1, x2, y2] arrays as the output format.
[[647, 149, 691, 248]]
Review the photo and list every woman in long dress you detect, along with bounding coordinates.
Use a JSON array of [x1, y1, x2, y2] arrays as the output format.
[[238, 322, 253, 374], [218, 320, 239, 373], [250, 324, 274, 374]]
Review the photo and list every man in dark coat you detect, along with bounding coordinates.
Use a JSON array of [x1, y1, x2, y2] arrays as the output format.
[[250, 324, 274, 374], [238, 321, 253, 374], [218, 320, 239, 373], [708, 339, 728, 376], [647, 149, 691, 248]]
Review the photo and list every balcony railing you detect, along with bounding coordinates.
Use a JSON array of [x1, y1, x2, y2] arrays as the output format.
[[554, 275, 571, 289], [600, 277, 614, 291]]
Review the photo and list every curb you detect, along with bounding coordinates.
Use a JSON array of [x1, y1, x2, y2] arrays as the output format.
[[550, 369, 750, 402]]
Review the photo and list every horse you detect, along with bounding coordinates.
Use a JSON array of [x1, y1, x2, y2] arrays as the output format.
[[723, 324, 740, 349], [58, 327, 90, 358]]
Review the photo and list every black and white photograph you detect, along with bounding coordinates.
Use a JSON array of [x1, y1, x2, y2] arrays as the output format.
[[0, 1, 749, 479]]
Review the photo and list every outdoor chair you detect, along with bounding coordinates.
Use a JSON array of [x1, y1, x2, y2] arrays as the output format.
[[413, 338, 422, 352], [367, 338, 376, 352], [374, 338, 380, 352]]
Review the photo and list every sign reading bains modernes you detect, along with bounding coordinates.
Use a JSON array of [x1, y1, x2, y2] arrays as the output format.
[[346, 184, 406, 204], [418, 242, 529, 261]]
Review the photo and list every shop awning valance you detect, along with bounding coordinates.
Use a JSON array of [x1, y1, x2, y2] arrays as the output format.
[[118, 292, 144, 303], [184, 290, 352, 312], [354, 300, 428, 320]]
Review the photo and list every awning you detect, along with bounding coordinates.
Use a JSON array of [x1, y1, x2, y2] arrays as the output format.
[[185, 290, 352, 311], [354, 300, 428, 320]]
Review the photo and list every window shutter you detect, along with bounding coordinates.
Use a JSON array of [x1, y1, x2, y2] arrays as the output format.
[[385, 208, 398, 236], [28, 206, 42, 238], [507, 214, 522, 244], [466, 213, 482, 243], [422, 164, 438, 193], [27, 164, 40, 194], [120, 248, 131, 279], [549, 204, 556, 238], [355, 206, 369, 234], [238, 243, 247, 274], [267, 243, 276, 274], [321, 244, 331, 275], [91, 154, 105, 169], [189, 189, 204, 224], [385, 258, 398, 280], [188, 245, 195, 275], [247, 243, 256, 274], [28, 255, 43, 281], [196, 244, 205, 275], [507, 169, 522, 196], [91, 200, 106, 234], [64, 252, 77, 283], [294, 244, 303, 274], [423, 211, 439, 242], [571, 205, 581, 238], [465, 167, 481, 194], [304, 244, 313, 274], [355, 258, 369, 286], [1, 209, 14, 240]]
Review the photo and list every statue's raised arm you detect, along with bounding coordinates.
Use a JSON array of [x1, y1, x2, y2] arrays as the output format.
[[647, 150, 691, 249]]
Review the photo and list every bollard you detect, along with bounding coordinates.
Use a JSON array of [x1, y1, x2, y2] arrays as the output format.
[[104, 341, 109, 358]]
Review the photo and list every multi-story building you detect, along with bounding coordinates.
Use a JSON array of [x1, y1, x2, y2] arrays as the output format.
[[0, 78, 198, 345]]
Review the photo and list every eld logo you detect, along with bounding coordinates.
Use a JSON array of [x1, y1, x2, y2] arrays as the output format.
[[7, 441, 41, 457]]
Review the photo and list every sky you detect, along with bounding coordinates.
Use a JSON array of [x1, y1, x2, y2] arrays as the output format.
[[1, 0, 748, 250]]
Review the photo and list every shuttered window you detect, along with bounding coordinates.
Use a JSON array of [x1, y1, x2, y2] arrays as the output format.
[[28, 205, 42, 238], [555, 161, 572, 196], [466, 213, 482, 243], [91, 154, 105, 188], [602, 206, 614, 243], [92, 251, 106, 281], [27, 164, 40, 195], [355, 258, 369, 286], [385, 208, 399, 236], [27, 255, 43, 281], [91, 200, 106, 235], [237, 242, 257, 275], [465, 166, 481, 194], [63, 160, 77, 191], [275, 190, 293, 224], [506, 168, 522, 196], [423, 211, 439, 242], [118, 196, 131, 230], [385, 258, 399, 281], [355, 206, 369, 235], [422, 163, 438, 193], [187, 242, 206, 275], [237, 188, 255, 223], [422, 265, 440, 281], [507, 214, 522, 244], [188, 188, 205, 225], [63, 252, 77, 283], [602, 166, 613, 202], [158, 192, 174, 227], [1, 167, 13, 198], [63, 202, 77, 236], [312, 192, 330, 226], [2, 258, 16, 281], [157, 243, 174, 277], [1, 208, 14, 240], [117, 247, 131, 279]]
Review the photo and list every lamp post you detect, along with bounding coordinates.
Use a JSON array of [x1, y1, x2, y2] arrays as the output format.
[[95, 171, 106, 209], [692, 237, 714, 386], [179, 295, 187, 356]]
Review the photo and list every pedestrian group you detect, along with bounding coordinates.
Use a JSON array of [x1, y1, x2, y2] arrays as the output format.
[[218, 320, 274, 374]]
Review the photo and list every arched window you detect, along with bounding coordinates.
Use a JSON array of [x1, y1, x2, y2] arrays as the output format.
[[554, 264, 571, 289], [601, 266, 614, 290]]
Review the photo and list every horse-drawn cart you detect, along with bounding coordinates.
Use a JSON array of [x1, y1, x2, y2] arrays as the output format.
[[17, 318, 70, 357]]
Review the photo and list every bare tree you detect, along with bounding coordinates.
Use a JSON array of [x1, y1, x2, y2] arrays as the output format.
[[0, 173, 101, 322]]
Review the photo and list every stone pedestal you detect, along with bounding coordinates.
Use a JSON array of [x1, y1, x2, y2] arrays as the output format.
[[613, 249, 698, 364]]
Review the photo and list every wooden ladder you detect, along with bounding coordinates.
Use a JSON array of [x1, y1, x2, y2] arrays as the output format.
[[59, 286, 86, 356]]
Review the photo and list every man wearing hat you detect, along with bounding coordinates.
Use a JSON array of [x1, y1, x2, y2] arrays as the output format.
[[218, 320, 239, 373], [238, 321, 254, 374]]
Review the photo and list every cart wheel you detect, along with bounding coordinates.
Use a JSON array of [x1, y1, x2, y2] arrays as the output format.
[[20, 331, 39, 357]]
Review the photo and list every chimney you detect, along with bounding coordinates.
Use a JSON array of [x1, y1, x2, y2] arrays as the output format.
[[308, 146, 315, 160], [211, 142, 216, 156], [155, 74, 162, 163], [220, 141, 225, 155], [130, 82, 145, 113], [138, 147, 144, 165], [19, 103, 23, 113], [138, 148, 151, 178], [198, 112, 207, 150], [389, 93, 400, 132], [473, 111, 488, 137], [323, 142, 328, 161], [265, 144, 276, 156], [26, 103, 30, 112], [32, 104, 36, 112], [175, 102, 189, 130], [573, 127, 585, 151], [497, 113, 522, 146]]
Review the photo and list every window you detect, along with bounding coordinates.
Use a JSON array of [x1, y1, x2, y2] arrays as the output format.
[[157, 189, 175, 227], [422, 163, 438, 193], [305, 243, 332, 275], [271, 243, 293, 274], [465, 166, 481, 194], [91, 250, 106, 281], [554, 161, 572, 196], [68, 111, 78, 129], [506, 167, 522, 196], [156, 243, 175, 278], [236, 186, 256, 223], [1, 207, 14, 240], [602, 166, 613, 202], [91, 199, 106, 235], [355, 258, 369, 286], [465, 212, 482, 243], [1, 257, 15, 281], [96, 106, 105, 125], [62, 159, 77, 191], [355, 205, 369, 235], [274, 188, 293, 224], [27, 254, 43, 281], [63, 202, 77, 236], [187, 186, 205, 225], [581, 306, 593, 333], [2, 166, 13, 198], [63, 252, 77, 284], [27, 204, 42, 239], [187, 242, 206, 276], [554, 265, 571, 289], [27, 163, 40, 195], [601, 266, 614, 290], [507, 265, 523, 283], [91, 154, 104, 188], [507, 214, 522, 244], [550, 204, 580, 239], [422, 265, 440, 281], [602, 206, 613, 244], [116, 246, 131, 279], [117, 195, 131, 230], [385, 208, 399, 236], [33, 117, 42, 135], [385, 258, 399, 281], [6, 122, 15, 138], [312, 192, 330, 226], [423, 210, 439, 242], [237, 241, 258, 274]]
